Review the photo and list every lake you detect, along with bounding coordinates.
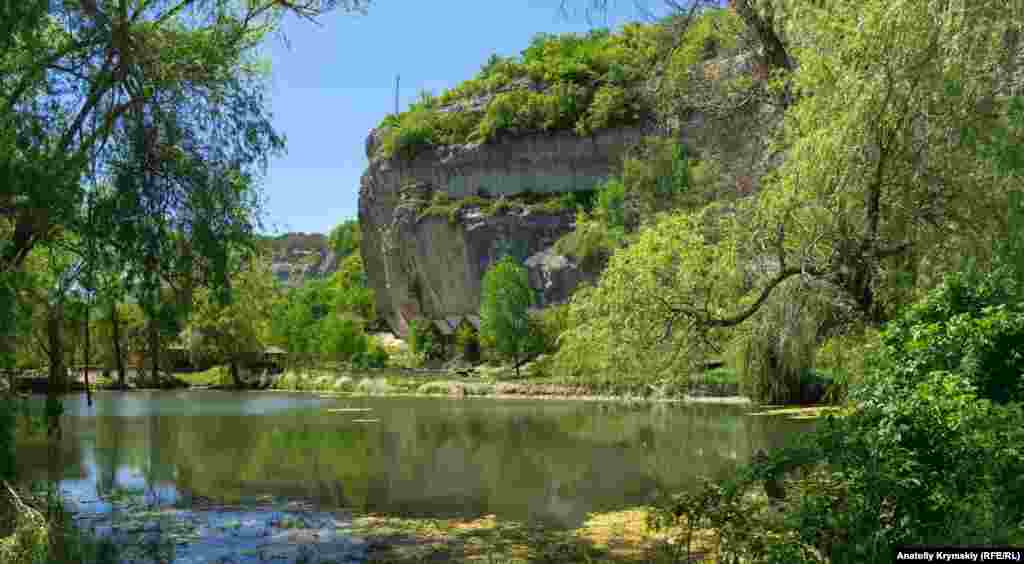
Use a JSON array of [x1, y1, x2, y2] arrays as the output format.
[[14, 391, 813, 562]]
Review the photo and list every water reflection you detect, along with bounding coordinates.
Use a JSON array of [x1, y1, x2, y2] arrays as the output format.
[[17, 391, 813, 528]]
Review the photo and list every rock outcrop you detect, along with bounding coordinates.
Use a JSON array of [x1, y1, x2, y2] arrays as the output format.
[[262, 233, 340, 287], [358, 51, 785, 336], [359, 125, 649, 335]]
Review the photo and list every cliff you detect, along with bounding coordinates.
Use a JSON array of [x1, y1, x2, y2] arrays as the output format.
[[258, 233, 340, 287], [358, 32, 783, 336], [359, 125, 646, 335]]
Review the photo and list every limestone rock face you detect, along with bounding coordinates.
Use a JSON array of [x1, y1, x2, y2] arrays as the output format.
[[359, 124, 655, 335], [265, 234, 340, 287], [524, 247, 597, 308], [359, 51, 785, 336]]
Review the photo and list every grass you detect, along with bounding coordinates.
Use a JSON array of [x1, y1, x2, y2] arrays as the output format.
[[416, 191, 582, 225], [177, 366, 231, 387], [266, 363, 757, 405], [747, 405, 847, 420]]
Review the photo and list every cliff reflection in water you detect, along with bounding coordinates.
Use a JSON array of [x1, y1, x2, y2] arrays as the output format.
[[16, 391, 812, 528]]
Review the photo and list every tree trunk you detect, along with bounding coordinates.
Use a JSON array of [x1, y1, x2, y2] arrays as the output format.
[[46, 301, 65, 438], [148, 317, 160, 388], [513, 350, 520, 379], [230, 358, 242, 389], [111, 302, 125, 390], [0, 335, 14, 395], [83, 304, 92, 406]]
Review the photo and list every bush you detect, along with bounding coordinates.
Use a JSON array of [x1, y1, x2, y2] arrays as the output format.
[[875, 265, 1024, 403], [530, 303, 570, 355], [594, 177, 627, 229], [408, 319, 442, 362], [352, 338, 389, 369], [553, 210, 622, 272], [558, 189, 598, 213]]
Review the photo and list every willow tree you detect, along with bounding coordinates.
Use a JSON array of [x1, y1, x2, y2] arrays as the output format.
[[0, 0, 371, 310], [555, 0, 1024, 395]]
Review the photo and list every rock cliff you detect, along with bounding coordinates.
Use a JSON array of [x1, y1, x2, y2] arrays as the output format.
[[358, 52, 784, 336], [259, 233, 340, 287]]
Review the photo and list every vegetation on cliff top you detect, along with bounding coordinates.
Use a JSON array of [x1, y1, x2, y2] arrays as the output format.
[[375, 8, 746, 159]]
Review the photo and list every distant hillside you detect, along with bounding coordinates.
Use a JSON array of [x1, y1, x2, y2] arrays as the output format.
[[257, 232, 339, 287]]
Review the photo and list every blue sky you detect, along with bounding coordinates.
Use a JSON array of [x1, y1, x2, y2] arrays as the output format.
[[258, 1, 664, 236]]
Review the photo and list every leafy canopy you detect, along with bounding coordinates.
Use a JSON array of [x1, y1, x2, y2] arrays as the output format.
[[480, 256, 536, 371], [556, 0, 1024, 387]]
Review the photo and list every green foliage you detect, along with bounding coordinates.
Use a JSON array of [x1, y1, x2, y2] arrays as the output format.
[[0, 398, 14, 481], [874, 265, 1024, 403], [529, 304, 571, 355], [269, 253, 379, 368], [730, 278, 840, 403], [480, 257, 536, 373], [553, 210, 623, 273], [657, 7, 748, 119], [695, 366, 739, 387], [189, 257, 280, 377], [179, 365, 233, 387], [557, 189, 598, 213], [653, 262, 1024, 562], [319, 315, 369, 363], [407, 319, 440, 363], [622, 136, 718, 218], [376, 23, 673, 158], [327, 219, 361, 258], [352, 338, 389, 369], [574, 84, 642, 136], [594, 177, 627, 230], [454, 324, 481, 362], [555, 204, 751, 381]]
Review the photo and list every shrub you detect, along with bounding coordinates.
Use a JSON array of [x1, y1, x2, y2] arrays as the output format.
[[553, 210, 621, 272], [352, 338, 389, 369], [575, 84, 639, 135], [408, 319, 441, 361], [594, 177, 627, 229], [530, 303, 571, 355], [454, 324, 481, 362], [558, 189, 598, 213], [875, 265, 1024, 403], [377, 107, 436, 158]]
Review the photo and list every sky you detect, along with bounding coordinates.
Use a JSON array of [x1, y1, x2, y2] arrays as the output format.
[[258, 0, 666, 236]]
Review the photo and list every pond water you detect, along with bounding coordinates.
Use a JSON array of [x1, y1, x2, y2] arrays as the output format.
[[15, 391, 813, 562]]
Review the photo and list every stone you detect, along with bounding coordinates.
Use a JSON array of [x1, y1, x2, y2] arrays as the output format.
[[358, 50, 786, 336], [524, 248, 597, 307]]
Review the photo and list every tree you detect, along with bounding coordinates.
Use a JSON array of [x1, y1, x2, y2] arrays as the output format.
[[328, 219, 362, 259], [188, 256, 280, 388], [555, 0, 1023, 393], [480, 256, 536, 377], [0, 0, 370, 275]]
